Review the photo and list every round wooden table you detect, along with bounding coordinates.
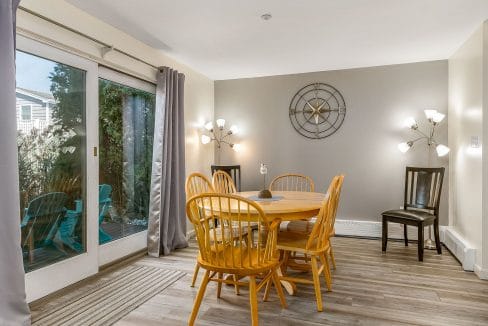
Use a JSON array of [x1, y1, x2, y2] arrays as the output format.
[[236, 191, 325, 295], [236, 191, 325, 222]]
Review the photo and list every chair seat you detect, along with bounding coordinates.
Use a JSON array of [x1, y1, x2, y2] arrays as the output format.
[[286, 220, 314, 233], [208, 226, 249, 242], [382, 209, 435, 222], [277, 231, 330, 254], [286, 220, 335, 237], [197, 246, 279, 274]]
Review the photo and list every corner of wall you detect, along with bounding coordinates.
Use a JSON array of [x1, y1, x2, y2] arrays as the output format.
[[482, 20, 488, 272]]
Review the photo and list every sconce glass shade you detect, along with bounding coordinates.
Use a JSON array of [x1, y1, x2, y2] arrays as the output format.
[[229, 125, 239, 134], [432, 112, 445, 123], [424, 109, 437, 120], [398, 142, 412, 153], [204, 122, 213, 131], [201, 134, 211, 144], [216, 118, 226, 128], [232, 143, 242, 152], [403, 117, 417, 129], [436, 144, 450, 157]]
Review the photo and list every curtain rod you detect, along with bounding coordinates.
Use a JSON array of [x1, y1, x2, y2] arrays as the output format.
[[18, 6, 160, 71]]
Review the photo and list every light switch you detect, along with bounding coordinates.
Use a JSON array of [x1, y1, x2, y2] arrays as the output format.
[[470, 136, 480, 148]]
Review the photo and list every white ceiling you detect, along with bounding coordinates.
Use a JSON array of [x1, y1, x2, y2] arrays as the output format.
[[66, 0, 488, 80]]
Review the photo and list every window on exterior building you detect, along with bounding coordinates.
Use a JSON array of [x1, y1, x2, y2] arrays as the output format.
[[21, 105, 31, 121]]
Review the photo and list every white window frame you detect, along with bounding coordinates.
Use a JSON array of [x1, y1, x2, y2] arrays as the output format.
[[21, 104, 32, 121], [17, 35, 99, 303], [97, 66, 155, 266]]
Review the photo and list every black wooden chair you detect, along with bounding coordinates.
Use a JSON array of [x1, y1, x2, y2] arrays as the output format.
[[211, 164, 241, 191], [381, 167, 445, 261]]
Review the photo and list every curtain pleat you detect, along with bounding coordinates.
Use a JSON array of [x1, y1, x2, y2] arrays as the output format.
[[147, 67, 188, 256], [0, 0, 31, 324]]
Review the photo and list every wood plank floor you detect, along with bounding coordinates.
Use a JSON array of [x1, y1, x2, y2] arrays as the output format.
[[32, 237, 488, 325]]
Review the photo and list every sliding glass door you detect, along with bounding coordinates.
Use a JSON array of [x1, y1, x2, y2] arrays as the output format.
[[16, 38, 155, 301], [17, 36, 99, 302], [98, 67, 155, 265]]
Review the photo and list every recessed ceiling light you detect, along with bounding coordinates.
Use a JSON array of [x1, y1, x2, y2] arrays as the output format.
[[261, 13, 272, 21]]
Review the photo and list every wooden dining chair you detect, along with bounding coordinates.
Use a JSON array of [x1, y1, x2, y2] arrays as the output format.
[[186, 172, 246, 293], [186, 193, 286, 326], [186, 172, 214, 198], [212, 170, 237, 194], [185, 172, 214, 287], [213, 170, 259, 244], [286, 175, 345, 270], [382, 167, 445, 261], [269, 173, 315, 192], [276, 175, 343, 312], [211, 164, 241, 191]]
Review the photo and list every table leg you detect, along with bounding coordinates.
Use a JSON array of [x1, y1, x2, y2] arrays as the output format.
[[277, 264, 296, 295]]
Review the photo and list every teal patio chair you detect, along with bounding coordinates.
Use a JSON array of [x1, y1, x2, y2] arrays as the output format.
[[56, 184, 114, 250], [56, 200, 83, 252], [21, 192, 68, 263]]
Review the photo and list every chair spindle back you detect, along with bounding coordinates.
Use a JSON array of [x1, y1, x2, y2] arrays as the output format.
[[306, 175, 344, 251], [212, 170, 237, 194], [186, 172, 214, 199], [269, 173, 315, 192], [404, 167, 444, 214], [186, 193, 279, 271]]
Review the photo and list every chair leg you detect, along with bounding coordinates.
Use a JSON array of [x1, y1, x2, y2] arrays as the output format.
[[417, 223, 424, 262], [282, 251, 290, 274], [382, 217, 388, 252], [434, 220, 442, 254], [263, 279, 272, 302], [272, 269, 287, 309], [217, 273, 223, 298], [311, 256, 323, 312], [28, 232, 35, 264], [320, 254, 332, 292], [233, 274, 240, 295], [191, 263, 200, 287], [249, 276, 259, 326], [404, 224, 408, 246], [189, 270, 210, 326], [328, 246, 337, 269]]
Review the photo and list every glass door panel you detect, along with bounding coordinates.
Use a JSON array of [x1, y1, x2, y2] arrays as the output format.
[[17, 36, 99, 302], [16, 50, 87, 272], [98, 76, 155, 244]]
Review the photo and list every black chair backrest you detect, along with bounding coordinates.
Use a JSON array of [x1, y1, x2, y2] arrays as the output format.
[[23, 192, 68, 247], [211, 164, 241, 191], [404, 167, 444, 215]]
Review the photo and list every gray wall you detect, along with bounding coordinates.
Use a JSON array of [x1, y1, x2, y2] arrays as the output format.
[[215, 60, 449, 224]]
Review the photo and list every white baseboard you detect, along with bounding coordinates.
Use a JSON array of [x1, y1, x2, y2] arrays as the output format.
[[334, 218, 446, 241], [474, 265, 488, 280], [442, 227, 476, 271]]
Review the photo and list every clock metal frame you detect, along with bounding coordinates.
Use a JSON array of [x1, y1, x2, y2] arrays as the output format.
[[289, 82, 346, 139]]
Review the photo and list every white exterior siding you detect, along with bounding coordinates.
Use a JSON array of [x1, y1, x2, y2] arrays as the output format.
[[15, 89, 54, 134]]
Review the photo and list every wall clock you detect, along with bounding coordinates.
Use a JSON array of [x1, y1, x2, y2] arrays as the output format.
[[289, 82, 346, 139]]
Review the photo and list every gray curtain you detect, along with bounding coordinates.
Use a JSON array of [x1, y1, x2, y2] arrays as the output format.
[[0, 0, 31, 324], [147, 67, 188, 256]]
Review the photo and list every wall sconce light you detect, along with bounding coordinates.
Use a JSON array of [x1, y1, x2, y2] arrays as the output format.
[[398, 109, 449, 157]]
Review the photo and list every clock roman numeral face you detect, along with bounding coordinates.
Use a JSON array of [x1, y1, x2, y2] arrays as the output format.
[[289, 83, 346, 139]]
